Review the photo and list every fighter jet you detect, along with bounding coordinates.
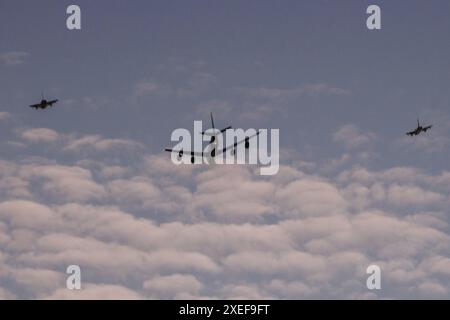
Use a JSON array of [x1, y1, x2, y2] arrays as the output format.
[[29, 93, 58, 110], [165, 112, 258, 164], [406, 118, 433, 136]]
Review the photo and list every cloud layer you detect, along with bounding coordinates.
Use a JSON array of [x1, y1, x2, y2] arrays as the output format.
[[1, 127, 450, 299]]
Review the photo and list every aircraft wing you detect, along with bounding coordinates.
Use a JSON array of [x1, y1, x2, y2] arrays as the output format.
[[220, 126, 232, 133], [406, 128, 419, 136], [48, 99, 58, 106], [164, 148, 204, 157], [29, 104, 40, 109], [218, 131, 260, 155], [202, 126, 232, 136], [423, 125, 432, 132]]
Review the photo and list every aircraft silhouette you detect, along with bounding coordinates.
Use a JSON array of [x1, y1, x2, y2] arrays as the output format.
[[406, 119, 433, 136], [29, 93, 58, 110], [165, 112, 258, 164]]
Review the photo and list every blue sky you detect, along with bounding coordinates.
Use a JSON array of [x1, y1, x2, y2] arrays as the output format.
[[1, 1, 450, 299], [1, 1, 450, 169]]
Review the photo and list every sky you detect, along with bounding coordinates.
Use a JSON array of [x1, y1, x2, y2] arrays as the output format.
[[1, 0, 450, 299]]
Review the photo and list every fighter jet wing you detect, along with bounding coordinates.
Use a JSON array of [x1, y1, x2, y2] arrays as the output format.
[[406, 128, 419, 136], [29, 104, 40, 109], [48, 99, 58, 106], [423, 125, 433, 132], [218, 131, 260, 155]]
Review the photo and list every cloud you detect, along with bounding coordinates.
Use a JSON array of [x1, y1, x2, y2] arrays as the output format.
[[386, 185, 445, 207], [132, 72, 217, 100], [416, 281, 448, 297], [1, 132, 450, 299], [143, 274, 203, 298], [20, 128, 60, 143], [107, 177, 163, 209], [276, 178, 347, 217], [63, 134, 144, 153], [223, 251, 327, 277], [19, 165, 107, 202], [15, 127, 144, 155], [0, 200, 57, 229], [45, 284, 142, 300], [99, 166, 130, 179], [133, 80, 171, 98], [239, 83, 350, 101], [187, 166, 275, 222], [177, 72, 217, 98], [0, 112, 10, 121], [0, 161, 32, 198], [333, 125, 377, 149], [9, 268, 63, 295], [0, 287, 16, 299], [397, 132, 450, 153], [0, 51, 29, 66]]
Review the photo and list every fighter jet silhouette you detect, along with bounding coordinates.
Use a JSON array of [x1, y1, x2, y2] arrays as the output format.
[[406, 118, 433, 136], [29, 93, 58, 110]]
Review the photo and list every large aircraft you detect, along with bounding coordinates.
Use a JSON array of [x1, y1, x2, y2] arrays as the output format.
[[165, 112, 259, 164], [29, 93, 58, 110], [406, 118, 433, 136]]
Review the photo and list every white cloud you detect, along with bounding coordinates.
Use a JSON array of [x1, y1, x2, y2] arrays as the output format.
[[276, 178, 347, 217], [45, 284, 142, 300], [9, 268, 63, 295], [0, 287, 16, 299], [107, 177, 162, 209], [100, 166, 130, 179], [64, 134, 144, 153], [333, 125, 377, 149], [387, 184, 445, 207], [143, 274, 203, 298], [1, 135, 450, 299], [19, 164, 107, 202], [223, 251, 327, 277], [0, 200, 58, 229], [417, 281, 448, 297], [21, 128, 60, 143]]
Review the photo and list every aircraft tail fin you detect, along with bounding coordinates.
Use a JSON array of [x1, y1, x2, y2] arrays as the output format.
[[210, 112, 215, 130]]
